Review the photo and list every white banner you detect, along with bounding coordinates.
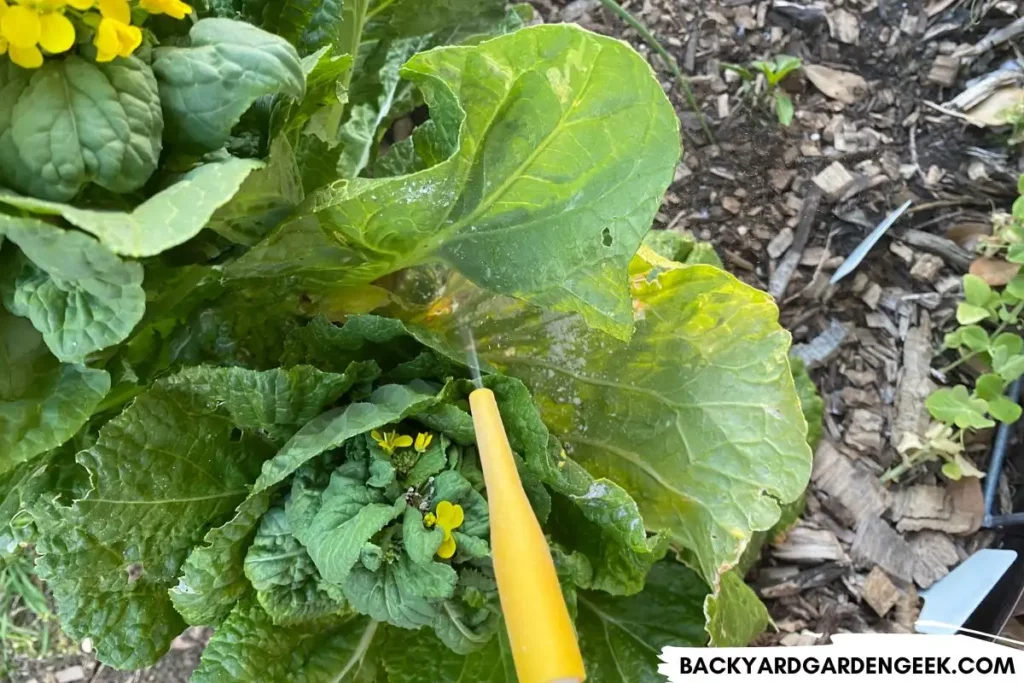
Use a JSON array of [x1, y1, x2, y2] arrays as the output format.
[[659, 634, 1024, 682]]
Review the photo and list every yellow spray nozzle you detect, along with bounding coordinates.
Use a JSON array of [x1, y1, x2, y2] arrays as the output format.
[[469, 388, 586, 683]]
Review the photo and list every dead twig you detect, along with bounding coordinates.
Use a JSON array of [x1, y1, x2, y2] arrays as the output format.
[[769, 188, 822, 299], [899, 229, 974, 271]]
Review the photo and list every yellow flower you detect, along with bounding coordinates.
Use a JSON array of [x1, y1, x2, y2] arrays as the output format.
[[0, 0, 76, 69], [423, 512, 436, 528], [93, 0, 140, 62], [370, 429, 413, 455], [414, 432, 432, 454], [139, 0, 191, 19], [433, 500, 464, 559]]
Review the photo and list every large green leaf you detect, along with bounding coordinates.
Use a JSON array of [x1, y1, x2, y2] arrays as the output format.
[[576, 561, 708, 681], [0, 57, 162, 201], [0, 307, 108, 474], [0, 215, 145, 363], [193, 600, 381, 683], [411, 263, 811, 590], [170, 492, 271, 626], [153, 19, 305, 151], [243, 506, 347, 625], [230, 24, 680, 340], [34, 383, 272, 668], [0, 159, 262, 257], [381, 626, 518, 683], [364, 0, 507, 40], [255, 0, 345, 54], [704, 570, 769, 647], [34, 366, 357, 668], [253, 381, 441, 492]]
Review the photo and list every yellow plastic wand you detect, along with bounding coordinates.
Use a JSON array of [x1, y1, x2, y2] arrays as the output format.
[[469, 388, 586, 683]]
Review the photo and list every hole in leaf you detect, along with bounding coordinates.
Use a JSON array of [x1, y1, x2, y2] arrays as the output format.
[[229, 428, 243, 443], [601, 227, 613, 247]]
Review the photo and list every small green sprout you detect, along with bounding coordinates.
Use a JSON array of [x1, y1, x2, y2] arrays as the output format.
[[723, 55, 802, 127]]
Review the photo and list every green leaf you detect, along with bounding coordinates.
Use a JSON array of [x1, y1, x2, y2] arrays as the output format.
[[0, 214, 145, 363], [926, 386, 994, 429], [963, 274, 993, 307], [1007, 273, 1024, 300], [958, 325, 990, 351], [480, 375, 664, 595], [243, 507, 347, 625], [34, 365, 354, 668], [975, 373, 1005, 401], [0, 57, 162, 201], [302, 479, 403, 585], [0, 158, 263, 258], [943, 329, 963, 349], [705, 570, 770, 646], [992, 332, 1023, 357], [941, 459, 963, 481], [343, 557, 453, 629], [35, 381, 274, 668], [0, 308, 109, 474], [956, 302, 992, 325], [336, 36, 428, 179], [230, 24, 680, 340], [1007, 244, 1024, 264], [1014, 196, 1024, 221], [417, 264, 811, 590], [996, 353, 1024, 383], [153, 19, 305, 151], [989, 395, 1023, 424], [254, 0, 345, 54], [790, 356, 823, 450], [252, 382, 441, 492], [170, 493, 271, 626], [382, 625, 517, 683], [193, 600, 381, 683], [365, 0, 507, 40], [574, 561, 708, 680], [773, 90, 794, 126]]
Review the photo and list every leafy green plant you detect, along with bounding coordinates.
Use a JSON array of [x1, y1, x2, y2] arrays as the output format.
[[889, 176, 1024, 482], [723, 55, 802, 126], [0, 1, 815, 679]]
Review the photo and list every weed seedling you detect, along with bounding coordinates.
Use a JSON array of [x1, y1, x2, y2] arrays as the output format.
[[723, 55, 802, 126]]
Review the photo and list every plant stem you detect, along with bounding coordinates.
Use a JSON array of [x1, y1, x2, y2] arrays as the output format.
[[938, 301, 1024, 374], [595, 0, 715, 145]]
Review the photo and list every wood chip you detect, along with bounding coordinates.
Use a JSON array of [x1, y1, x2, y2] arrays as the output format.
[[722, 196, 742, 214], [910, 531, 960, 588], [770, 168, 796, 191], [759, 562, 849, 599], [850, 517, 917, 583], [970, 257, 1021, 286], [845, 408, 884, 451], [863, 566, 901, 616], [770, 188, 822, 299], [791, 319, 850, 368], [804, 64, 869, 104], [891, 312, 934, 453], [889, 240, 914, 265], [55, 668, 86, 683], [910, 254, 944, 282], [862, 282, 882, 309], [772, 523, 850, 564], [828, 8, 860, 43], [781, 631, 821, 647], [812, 441, 891, 522], [812, 161, 856, 199], [891, 478, 984, 535], [927, 55, 960, 87], [768, 228, 795, 259]]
